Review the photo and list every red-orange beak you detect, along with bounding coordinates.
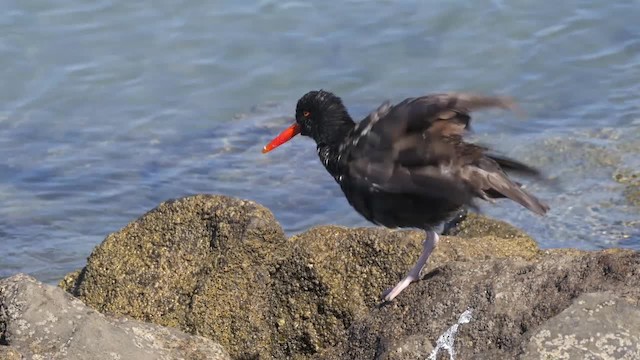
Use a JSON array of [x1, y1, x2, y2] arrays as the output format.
[[262, 123, 301, 153]]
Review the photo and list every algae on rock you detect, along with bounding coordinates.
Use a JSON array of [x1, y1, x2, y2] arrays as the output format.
[[62, 195, 286, 359], [61, 194, 545, 359], [59, 194, 640, 359]]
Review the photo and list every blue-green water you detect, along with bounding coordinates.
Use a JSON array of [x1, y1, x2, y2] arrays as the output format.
[[1, 1, 639, 283]]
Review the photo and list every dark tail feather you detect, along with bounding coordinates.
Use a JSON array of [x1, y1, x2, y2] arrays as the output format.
[[488, 175, 550, 215], [495, 182, 549, 215], [465, 166, 550, 216], [488, 154, 562, 195]]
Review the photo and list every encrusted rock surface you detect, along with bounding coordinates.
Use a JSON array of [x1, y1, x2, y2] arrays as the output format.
[[55, 195, 640, 359]]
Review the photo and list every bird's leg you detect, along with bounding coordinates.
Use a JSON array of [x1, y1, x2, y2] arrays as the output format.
[[442, 207, 468, 235], [382, 230, 439, 302]]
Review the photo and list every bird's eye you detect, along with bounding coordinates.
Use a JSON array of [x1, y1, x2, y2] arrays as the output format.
[[303, 111, 311, 118]]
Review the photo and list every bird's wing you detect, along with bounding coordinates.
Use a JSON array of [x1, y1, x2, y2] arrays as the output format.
[[342, 92, 548, 214]]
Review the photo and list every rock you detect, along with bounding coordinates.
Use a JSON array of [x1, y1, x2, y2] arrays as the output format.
[[0, 273, 230, 360], [320, 250, 640, 360], [614, 169, 640, 207], [268, 221, 539, 359], [0, 346, 23, 360], [60, 195, 640, 359], [380, 334, 434, 360], [442, 212, 532, 239], [522, 292, 640, 359], [61, 195, 537, 359], [62, 195, 286, 359]]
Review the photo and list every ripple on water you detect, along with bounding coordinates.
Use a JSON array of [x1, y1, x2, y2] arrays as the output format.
[[0, 0, 639, 283]]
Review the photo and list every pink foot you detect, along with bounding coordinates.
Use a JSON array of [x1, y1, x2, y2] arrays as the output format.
[[381, 230, 439, 302]]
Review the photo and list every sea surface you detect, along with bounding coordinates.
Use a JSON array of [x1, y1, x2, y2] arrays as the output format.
[[1, 0, 639, 283]]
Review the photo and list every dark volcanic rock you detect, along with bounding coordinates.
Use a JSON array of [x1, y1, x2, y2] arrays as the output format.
[[0, 273, 230, 360], [60, 195, 640, 359]]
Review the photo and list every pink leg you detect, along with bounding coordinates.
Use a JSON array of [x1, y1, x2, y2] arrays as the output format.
[[382, 230, 439, 302]]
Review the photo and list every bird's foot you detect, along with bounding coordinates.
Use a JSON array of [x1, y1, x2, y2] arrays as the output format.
[[381, 230, 440, 302], [382, 274, 420, 302]]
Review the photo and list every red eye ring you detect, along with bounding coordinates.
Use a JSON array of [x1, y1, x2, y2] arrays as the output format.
[[303, 111, 311, 118]]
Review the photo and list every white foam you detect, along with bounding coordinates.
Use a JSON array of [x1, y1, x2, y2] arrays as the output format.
[[428, 308, 474, 360]]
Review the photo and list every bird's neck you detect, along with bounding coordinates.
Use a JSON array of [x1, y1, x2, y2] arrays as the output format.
[[317, 143, 344, 180], [316, 121, 354, 180], [313, 109, 355, 179]]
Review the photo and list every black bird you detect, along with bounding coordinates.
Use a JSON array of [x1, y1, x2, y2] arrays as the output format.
[[262, 90, 549, 301]]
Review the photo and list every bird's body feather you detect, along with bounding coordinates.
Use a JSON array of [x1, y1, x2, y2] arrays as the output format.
[[316, 92, 548, 229], [263, 89, 550, 302]]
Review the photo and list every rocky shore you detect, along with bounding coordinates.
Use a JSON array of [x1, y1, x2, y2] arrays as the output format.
[[2, 194, 639, 359]]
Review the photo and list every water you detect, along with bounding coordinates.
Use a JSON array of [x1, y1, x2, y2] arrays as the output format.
[[1, 0, 639, 284]]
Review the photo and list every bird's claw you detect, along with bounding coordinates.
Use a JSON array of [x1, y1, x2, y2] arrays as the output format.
[[381, 275, 418, 302]]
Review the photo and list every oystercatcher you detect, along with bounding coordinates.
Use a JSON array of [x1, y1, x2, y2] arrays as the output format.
[[262, 90, 549, 302]]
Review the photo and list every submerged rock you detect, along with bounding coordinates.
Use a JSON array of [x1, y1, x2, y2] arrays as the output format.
[[0, 273, 230, 360], [614, 169, 640, 207], [60, 195, 640, 359]]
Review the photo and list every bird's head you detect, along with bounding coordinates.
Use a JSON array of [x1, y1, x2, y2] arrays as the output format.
[[262, 90, 353, 153]]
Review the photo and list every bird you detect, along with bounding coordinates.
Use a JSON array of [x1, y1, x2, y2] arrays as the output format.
[[262, 90, 549, 302]]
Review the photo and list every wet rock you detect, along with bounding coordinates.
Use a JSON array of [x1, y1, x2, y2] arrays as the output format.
[[521, 292, 640, 359], [0, 273, 230, 360], [320, 250, 640, 360], [60, 195, 640, 359]]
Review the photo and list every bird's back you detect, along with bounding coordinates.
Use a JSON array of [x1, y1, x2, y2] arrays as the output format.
[[335, 93, 548, 229]]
